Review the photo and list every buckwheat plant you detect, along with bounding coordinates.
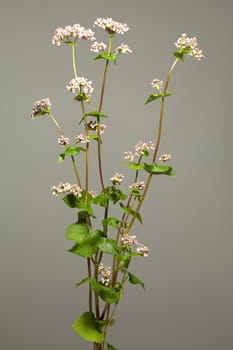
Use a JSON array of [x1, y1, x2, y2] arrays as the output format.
[[30, 18, 204, 350]]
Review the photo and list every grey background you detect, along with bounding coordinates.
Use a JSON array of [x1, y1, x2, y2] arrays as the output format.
[[1, 0, 233, 349]]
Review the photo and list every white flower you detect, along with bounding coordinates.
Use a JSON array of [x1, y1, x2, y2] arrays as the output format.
[[115, 44, 132, 54], [75, 134, 90, 143], [135, 141, 155, 156], [67, 77, 93, 99], [31, 98, 51, 119], [124, 151, 134, 162], [175, 33, 204, 61], [137, 245, 149, 257], [52, 24, 95, 46], [129, 181, 145, 191], [159, 153, 172, 162], [90, 41, 107, 53], [51, 182, 82, 197], [151, 79, 163, 92], [110, 172, 124, 185], [93, 17, 129, 35], [98, 263, 111, 286], [57, 135, 70, 146]]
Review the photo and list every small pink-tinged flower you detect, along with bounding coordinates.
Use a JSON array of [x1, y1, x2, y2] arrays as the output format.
[[115, 44, 132, 54], [135, 141, 155, 156], [98, 263, 111, 286], [110, 172, 124, 185], [137, 245, 149, 257], [52, 24, 95, 46], [151, 79, 163, 92], [121, 234, 139, 248], [51, 182, 82, 197], [88, 121, 106, 135], [93, 17, 129, 35], [89, 190, 97, 198], [124, 151, 134, 162], [159, 153, 172, 162], [31, 98, 51, 119], [57, 135, 70, 146], [90, 41, 107, 53], [75, 134, 90, 143], [175, 33, 204, 61], [67, 77, 93, 99], [129, 181, 145, 191]]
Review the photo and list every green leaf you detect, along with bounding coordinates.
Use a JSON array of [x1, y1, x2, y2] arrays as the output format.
[[125, 162, 145, 170], [72, 312, 104, 343], [85, 111, 108, 119], [63, 194, 80, 208], [107, 343, 118, 350], [144, 163, 175, 176], [94, 53, 117, 62], [128, 272, 145, 290], [63, 146, 86, 156], [98, 238, 120, 256], [145, 92, 173, 105], [65, 223, 89, 243], [106, 186, 127, 204], [102, 217, 120, 232], [90, 279, 123, 304], [76, 277, 90, 288], [119, 203, 143, 224], [94, 192, 108, 207], [68, 230, 105, 258], [145, 93, 163, 104]]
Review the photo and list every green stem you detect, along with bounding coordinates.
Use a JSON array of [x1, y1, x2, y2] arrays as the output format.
[[72, 42, 78, 78], [48, 113, 63, 135], [71, 155, 81, 187], [87, 258, 92, 312], [81, 100, 89, 201]]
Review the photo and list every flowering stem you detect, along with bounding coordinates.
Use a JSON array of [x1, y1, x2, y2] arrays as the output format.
[[97, 35, 113, 193], [126, 58, 179, 234], [48, 113, 81, 186]]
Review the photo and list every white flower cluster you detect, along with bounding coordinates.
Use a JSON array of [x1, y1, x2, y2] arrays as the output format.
[[124, 141, 155, 162], [129, 181, 145, 191], [66, 77, 93, 100], [93, 17, 129, 35], [175, 33, 205, 61], [151, 78, 164, 92], [57, 135, 70, 146], [110, 172, 124, 185], [159, 153, 172, 162], [90, 41, 107, 53], [51, 182, 82, 197], [115, 44, 132, 54], [135, 141, 155, 157], [75, 134, 90, 143], [98, 263, 111, 286], [52, 24, 95, 46], [31, 98, 51, 119], [121, 234, 149, 257], [88, 121, 106, 135]]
